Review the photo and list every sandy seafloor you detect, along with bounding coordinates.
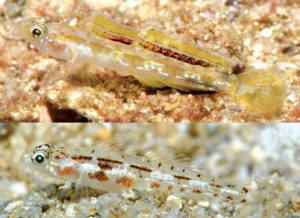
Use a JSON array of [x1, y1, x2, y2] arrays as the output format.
[[0, 123, 299, 217], [0, 0, 300, 122]]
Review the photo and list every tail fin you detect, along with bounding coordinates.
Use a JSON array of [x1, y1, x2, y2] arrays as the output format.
[[230, 69, 286, 115]]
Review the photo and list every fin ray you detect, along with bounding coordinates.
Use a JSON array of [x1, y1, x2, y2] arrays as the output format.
[[232, 69, 286, 115], [134, 73, 165, 88]]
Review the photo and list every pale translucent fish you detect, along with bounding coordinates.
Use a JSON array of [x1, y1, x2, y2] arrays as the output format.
[[18, 14, 286, 115], [24, 143, 252, 205]]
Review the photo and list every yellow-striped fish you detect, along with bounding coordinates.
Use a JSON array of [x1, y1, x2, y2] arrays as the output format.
[[18, 13, 286, 115]]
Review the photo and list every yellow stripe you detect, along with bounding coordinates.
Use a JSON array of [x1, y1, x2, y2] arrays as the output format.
[[124, 53, 144, 64], [94, 14, 138, 40], [61, 24, 85, 33], [88, 42, 112, 54], [49, 35, 84, 44], [142, 30, 229, 68]]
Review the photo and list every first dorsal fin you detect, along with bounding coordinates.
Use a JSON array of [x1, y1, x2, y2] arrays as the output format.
[[90, 125, 152, 158], [93, 133, 132, 154], [89, 11, 139, 46]]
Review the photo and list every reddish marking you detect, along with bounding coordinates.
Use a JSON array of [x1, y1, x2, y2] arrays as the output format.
[[227, 196, 233, 201], [150, 182, 161, 189], [130, 164, 152, 172], [54, 155, 61, 160], [174, 175, 191, 181], [242, 187, 249, 193], [192, 189, 202, 194], [47, 42, 66, 53], [71, 155, 92, 161], [92, 29, 133, 45], [168, 185, 174, 191], [116, 176, 133, 188], [140, 41, 212, 67], [180, 187, 185, 192], [97, 158, 123, 164], [88, 171, 109, 182], [55, 166, 79, 178]]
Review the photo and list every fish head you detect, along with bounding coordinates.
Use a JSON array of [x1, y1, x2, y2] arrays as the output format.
[[23, 144, 54, 172], [18, 17, 77, 61], [18, 17, 52, 49]]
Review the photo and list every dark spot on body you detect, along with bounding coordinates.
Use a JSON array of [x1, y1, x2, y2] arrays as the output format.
[[227, 196, 233, 201], [130, 164, 152, 172], [192, 189, 202, 194], [210, 183, 223, 188], [97, 158, 123, 164], [174, 175, 191, 181], [242, 187, 249, 193], [98, 161, 113, 170], [210, 179, 223, 188], [71, 155, 92, 161]]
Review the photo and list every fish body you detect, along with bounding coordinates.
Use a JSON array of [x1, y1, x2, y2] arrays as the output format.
[[24, 144, 250, 204], [18, 13, 286, 115]]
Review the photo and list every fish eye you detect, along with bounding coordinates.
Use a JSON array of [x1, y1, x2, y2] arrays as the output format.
[[35, 154, 44, 163], [32, 28, 42, 37]]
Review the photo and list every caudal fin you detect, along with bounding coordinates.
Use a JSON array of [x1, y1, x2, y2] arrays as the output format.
[[232, 69, 286, 115]]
